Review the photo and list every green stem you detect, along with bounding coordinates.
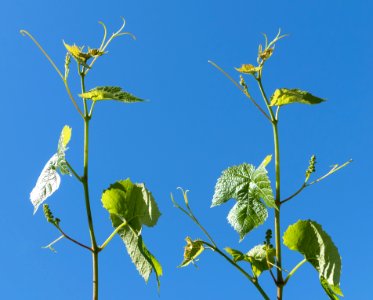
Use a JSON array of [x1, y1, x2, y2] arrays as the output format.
[[66, 161, 82, 182], [281, 183, 306, 204], [208, 61, 272, 122], [202, 241, 270, 300], [273, 122, 284, 299], [80, 73, 99, 300], [257, 75, 283, 299], [284, 259, 307, 285]]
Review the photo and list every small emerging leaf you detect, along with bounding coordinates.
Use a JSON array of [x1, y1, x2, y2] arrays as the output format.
[[56, 125, 72, 175], [179, 237, 204, 267], [270, 88, 325, 106], [246, 244, 275, 277], [259, 155, 272, 169], [30, 154, 61, 214], [283, 220, 343, 298], [63, 42, 91, 68], [235, 64, 260, 75], [259, 48, 273, 61], [79, 86, 145, 103]]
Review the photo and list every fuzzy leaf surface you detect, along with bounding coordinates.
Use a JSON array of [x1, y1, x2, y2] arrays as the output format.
[[270, 88, 325, 106], [211, 162, 275, 240], [30, 154, 60, 214], [101, 179, 162, 287], [246, 244, 275, 277], [283, 220, 343, 298], [79, 86, 144, 103], [227, 198, 268, 240]]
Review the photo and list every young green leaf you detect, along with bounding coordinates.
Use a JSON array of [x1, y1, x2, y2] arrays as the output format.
[[56, 125, 72, 175], [79, 86, 145, 103], [101, 179, 162, 286], [212, 162, 275, 208], [270, 88, 325, 106], [179, 237, 204, 267], [30, 154, 61, 214], [211, 161, 275, 240], [283, 220, 343, 299], [225, 247, 248, 263], [246, 244, 275, 278], [63, 42, 92, 68], [235, 64, 260, 75], [227, 197, 268, 240]]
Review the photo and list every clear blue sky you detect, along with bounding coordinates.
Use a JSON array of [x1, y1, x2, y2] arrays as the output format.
[[1, 0, 371, 299]]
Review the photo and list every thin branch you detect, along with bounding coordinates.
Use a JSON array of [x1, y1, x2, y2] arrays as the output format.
[[308, 159, 352, 186], [55, 225, 93, 252], [281, 159, 352, 204], [281, 183, 307, 204], [171, 191, 217, 247], [208, 60, 272, 122], [202, 241, 270, 300]]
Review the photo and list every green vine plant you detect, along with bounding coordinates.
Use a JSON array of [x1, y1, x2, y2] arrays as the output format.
[[22, 18, 162, 300], [172, 30, 351, 300]]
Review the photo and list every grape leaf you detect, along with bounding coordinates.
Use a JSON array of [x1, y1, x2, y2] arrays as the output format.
[[225, 247, 248, 263], [235, 64, 260, 74], [179, 237, 204, 267], [246, 244, 275, 277], [101, 179, 162, 287], [30, 154, 60, 214], [227, 196, 268, 240], [270, 88, 325, 106], [79, 86, 144, 103], [283, 220, 343, 299], [211, 160, 275, 240], [56, 125, 72, 175]]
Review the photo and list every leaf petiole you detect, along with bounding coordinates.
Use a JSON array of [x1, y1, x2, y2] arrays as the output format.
[[284, 259, 307, 285], [99, 220, 128, 251]]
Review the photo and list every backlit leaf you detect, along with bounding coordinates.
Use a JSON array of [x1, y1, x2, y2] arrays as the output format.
[[235, 64, 260, 74], [246, 244, 275, 277], [79, 86, 145, 103], [211, 160, 275, 240], [56, 125, 72, 175], [63, 42, 91, 68], [30, 154, 60, 214], [283, 220, 343, 299], [270, 88, 325, 106], [101, 179, 161, 287], [179, 237, 204, 267], [227, 196, 268, 240], [225, 247, 248, 263]]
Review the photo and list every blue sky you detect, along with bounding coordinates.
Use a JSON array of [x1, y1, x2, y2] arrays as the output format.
[[1, 0, 372, 299]]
